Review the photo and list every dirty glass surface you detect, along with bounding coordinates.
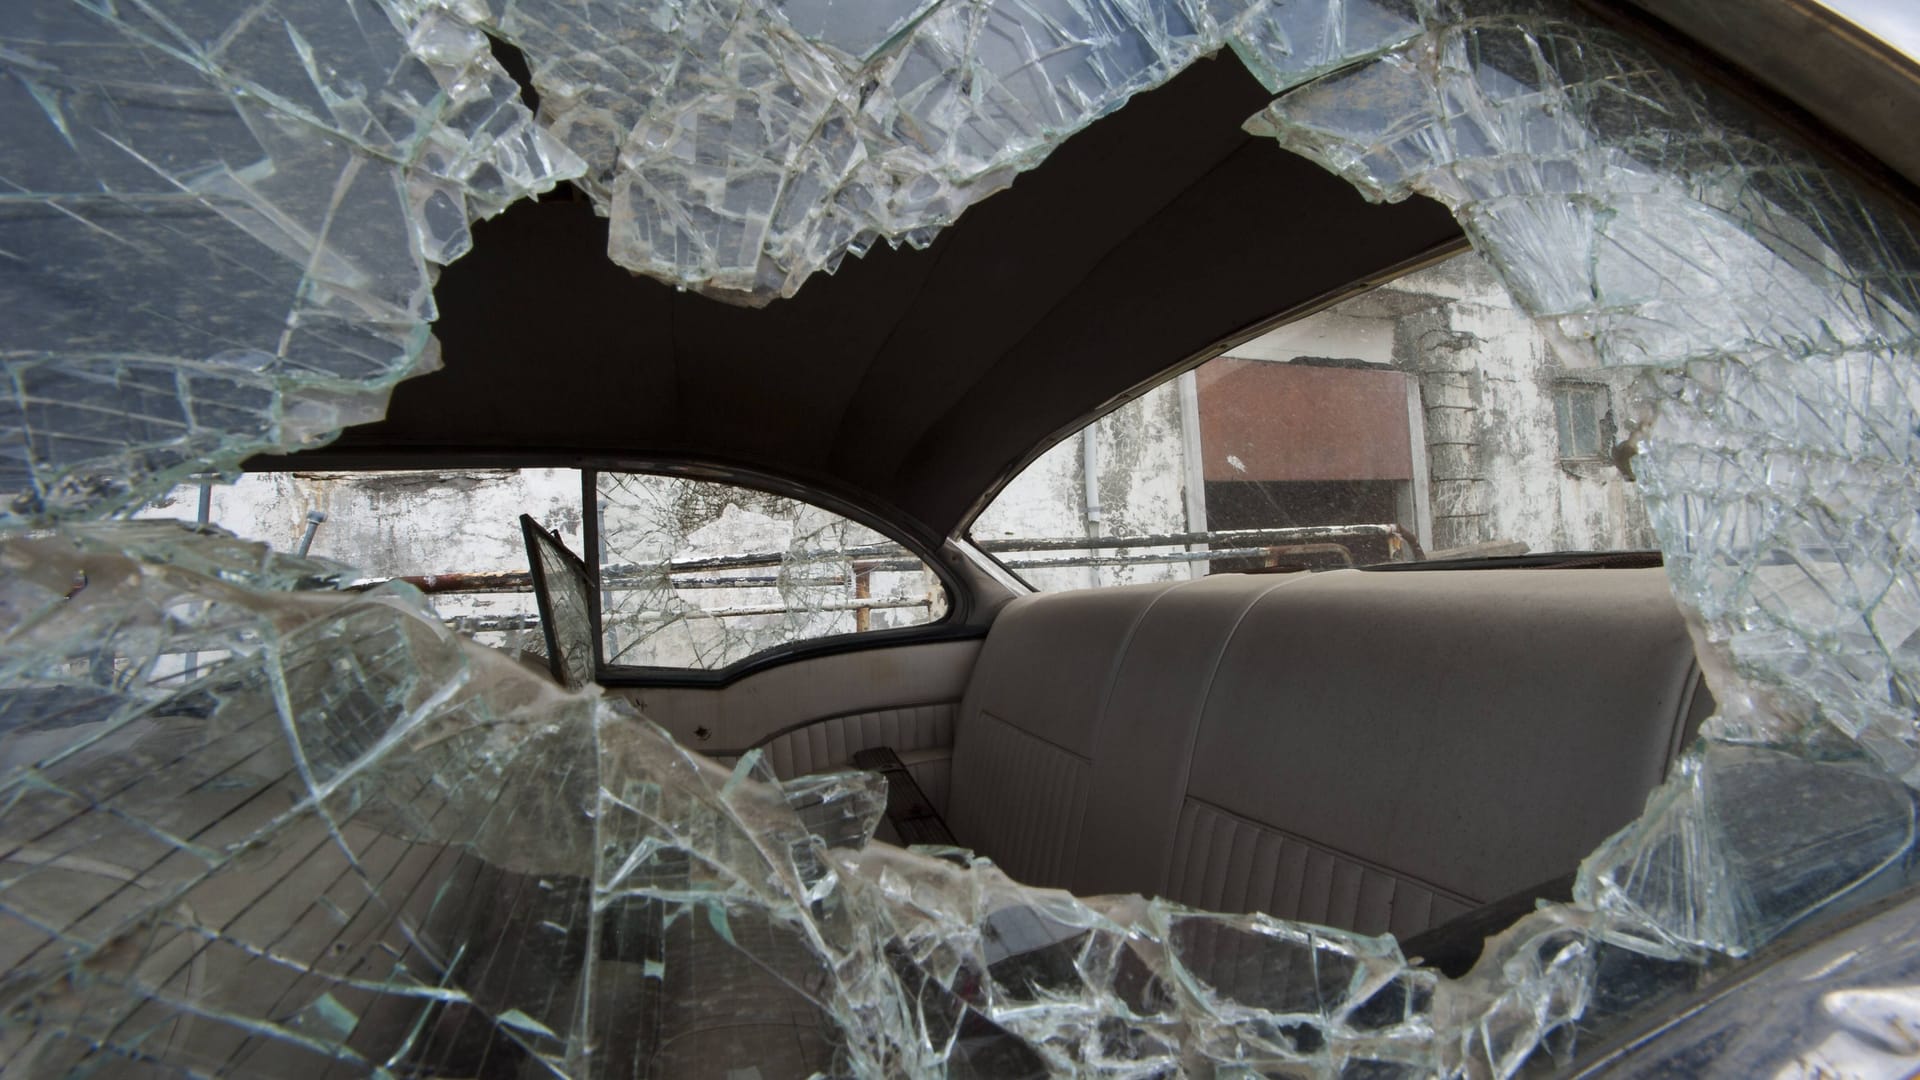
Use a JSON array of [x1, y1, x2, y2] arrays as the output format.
[[0, 4, 582, 524], [972, 248, 1656, 589], [4, 0, 1920, 1077], [595, 472, 948, 671]]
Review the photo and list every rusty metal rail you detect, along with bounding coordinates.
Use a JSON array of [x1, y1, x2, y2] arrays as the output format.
[[367, 522, 1419, 636], [354, 522, 1420, 595]]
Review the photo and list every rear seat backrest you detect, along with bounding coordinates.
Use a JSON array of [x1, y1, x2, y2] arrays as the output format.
[[1071, 574, 1304, 897], [943, 568, 1704, 939], [942, 583, 1173, 886]]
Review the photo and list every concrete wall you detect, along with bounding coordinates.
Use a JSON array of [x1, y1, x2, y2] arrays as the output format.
[[968, 382, 1197, 591], [1377, 254, 1654, 555]]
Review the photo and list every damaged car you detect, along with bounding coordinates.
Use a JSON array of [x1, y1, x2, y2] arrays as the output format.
[[3, 0, 1920, 1076]]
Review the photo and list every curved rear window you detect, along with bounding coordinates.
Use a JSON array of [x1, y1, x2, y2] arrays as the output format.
[[969, 248, 1655, 590]]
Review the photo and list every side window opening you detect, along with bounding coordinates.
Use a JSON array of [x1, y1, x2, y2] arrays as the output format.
[[592, 471, 951, 673], [969, 249, 1657, 587]]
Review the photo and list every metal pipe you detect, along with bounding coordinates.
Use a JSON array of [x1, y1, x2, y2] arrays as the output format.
[[185, 475, 215, 678], [1175, 370, 1209, 580], [349, 524, 1424, 595], [597, 499, 615, 658], [1004, 546, 1305, 569], [853, 560, 873, 632], [295, 510, 327, 556], [1081, 425, 1103, 534], [982, 523, 1424, 560]]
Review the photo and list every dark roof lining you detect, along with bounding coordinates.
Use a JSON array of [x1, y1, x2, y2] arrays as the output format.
[[258, 55, 1465, 546], [846, 138, 1260, 483], [820, 55, 1295, 480]]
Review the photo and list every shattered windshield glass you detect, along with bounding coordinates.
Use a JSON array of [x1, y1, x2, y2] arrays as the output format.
[[4, 0, 1920, 1076]]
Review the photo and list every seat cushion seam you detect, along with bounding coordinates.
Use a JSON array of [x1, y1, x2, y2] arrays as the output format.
[[971, 708, 1093, 765], [1154, 575, 1311, 896], [1181, 794, 1483, 909], [1089, 586, 1180, 732], [747, 697, 963, 752]]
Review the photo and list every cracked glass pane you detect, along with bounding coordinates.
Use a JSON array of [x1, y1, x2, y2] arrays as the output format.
[[0, 3, 581, 523], [523, 514, 600, 689], [594, 472, 949, 671], [4, 0, 1920, 1076], [478, 0, 1424, 302]]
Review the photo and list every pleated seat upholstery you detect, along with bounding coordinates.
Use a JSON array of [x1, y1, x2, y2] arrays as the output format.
[[943, 568, 1708, 938]]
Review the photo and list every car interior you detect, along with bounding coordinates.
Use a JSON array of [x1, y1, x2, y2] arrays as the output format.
[[10, 0, 1920, 1074], [11, 0, 1920, 1068], [216, 36, 1768, 1074]]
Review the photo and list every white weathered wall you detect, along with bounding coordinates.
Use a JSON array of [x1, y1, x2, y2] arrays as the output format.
[[139, 469, 585, 574], [1385, 256, 1654, 554], [138, 469, 586, 649], [967, 382, 1195, 590]]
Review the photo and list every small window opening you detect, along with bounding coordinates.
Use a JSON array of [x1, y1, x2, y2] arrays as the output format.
[[1553, 382, 1614, 461]]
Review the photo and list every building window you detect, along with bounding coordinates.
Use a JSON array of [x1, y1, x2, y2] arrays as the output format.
[[1553, 383, 1613, 461]]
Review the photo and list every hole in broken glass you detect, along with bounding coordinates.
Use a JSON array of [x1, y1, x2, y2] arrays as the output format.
[[3, 0, 1918, 1075]]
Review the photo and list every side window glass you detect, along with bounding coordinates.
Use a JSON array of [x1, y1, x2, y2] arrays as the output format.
[[521, 515, 598, 689], [970, 249, 1656, 588], [594, 472, 950, 671]]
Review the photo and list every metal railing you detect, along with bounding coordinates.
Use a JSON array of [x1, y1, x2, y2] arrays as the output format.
[[347, 523, 1421, 636]]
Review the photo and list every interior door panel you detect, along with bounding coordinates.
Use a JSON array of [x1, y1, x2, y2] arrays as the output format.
[[610, 639, 982, 776]]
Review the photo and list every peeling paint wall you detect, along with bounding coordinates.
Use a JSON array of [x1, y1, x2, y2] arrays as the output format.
[[141, 470, 586, 575], [970, 382, 1197, 590], [1388, 254, 1655, 555]]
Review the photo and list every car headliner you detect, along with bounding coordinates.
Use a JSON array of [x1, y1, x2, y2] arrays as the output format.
[[253, 54, 1461, 549], [252, 0, 1920, 551]]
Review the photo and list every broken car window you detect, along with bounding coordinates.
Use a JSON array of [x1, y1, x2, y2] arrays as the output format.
[[4, 0, 1920, 1076], [522, 514, 599, 689], [594, 472, 950, 671]]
